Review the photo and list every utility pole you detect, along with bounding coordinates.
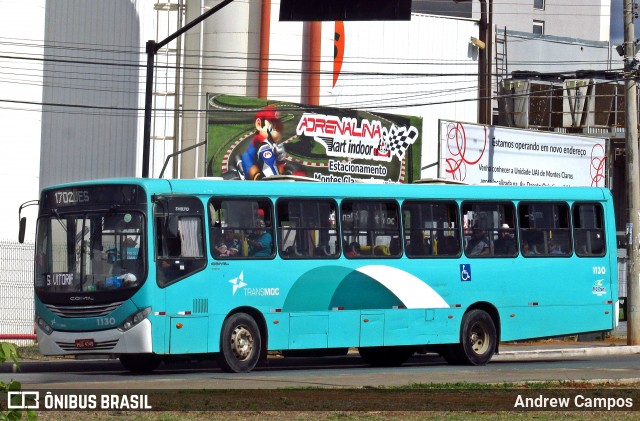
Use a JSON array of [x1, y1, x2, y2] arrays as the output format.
[[478, 0, 493, 125], [624, 0, 640, 345]]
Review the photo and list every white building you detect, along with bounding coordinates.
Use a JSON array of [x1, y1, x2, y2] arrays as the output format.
[[493, 0, 611, 41], [0, 0, 45, 242]]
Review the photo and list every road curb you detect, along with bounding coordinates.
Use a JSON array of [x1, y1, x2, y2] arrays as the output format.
[[494, 345, 640, 361]]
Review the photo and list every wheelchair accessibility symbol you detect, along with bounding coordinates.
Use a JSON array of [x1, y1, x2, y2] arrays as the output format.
[[460, 264, 472, 282]]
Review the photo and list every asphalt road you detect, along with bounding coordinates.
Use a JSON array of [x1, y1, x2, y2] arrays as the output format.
[[3, 348, 640, 390]]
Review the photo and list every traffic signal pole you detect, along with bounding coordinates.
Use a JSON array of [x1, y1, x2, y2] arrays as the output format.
[[142, 0, 235, 178]]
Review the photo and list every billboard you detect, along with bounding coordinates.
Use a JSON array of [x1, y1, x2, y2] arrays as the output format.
[[438, 120, 607, 187], [206, 94, 422, 183], [279, 0, 411, 21]]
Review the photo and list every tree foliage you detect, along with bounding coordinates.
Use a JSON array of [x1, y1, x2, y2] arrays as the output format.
[[0, 342, 36, 420]]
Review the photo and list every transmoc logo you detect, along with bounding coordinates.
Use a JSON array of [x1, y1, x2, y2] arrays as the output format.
[[229, 271, 247, 295], [229, 271, 280, 297]]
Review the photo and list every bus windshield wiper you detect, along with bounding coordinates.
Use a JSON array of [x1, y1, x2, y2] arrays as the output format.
[[51, 208, 67, 233]]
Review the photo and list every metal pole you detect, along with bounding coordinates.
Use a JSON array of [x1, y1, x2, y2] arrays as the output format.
[[623, 0, 640, 345], [142, 40, 156, 178]]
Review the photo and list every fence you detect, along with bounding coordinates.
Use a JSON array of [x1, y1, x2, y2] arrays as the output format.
[[0, 240, 35, 346]]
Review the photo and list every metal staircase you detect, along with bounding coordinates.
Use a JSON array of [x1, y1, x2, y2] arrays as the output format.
[[493, 26, 508, 124]]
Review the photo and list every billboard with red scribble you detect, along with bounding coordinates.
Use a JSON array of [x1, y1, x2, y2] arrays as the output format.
[[438, 120, 607, 187]]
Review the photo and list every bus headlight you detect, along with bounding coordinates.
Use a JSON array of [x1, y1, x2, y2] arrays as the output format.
[[118, 307, 151, 332], [35, 315, 53, 335]]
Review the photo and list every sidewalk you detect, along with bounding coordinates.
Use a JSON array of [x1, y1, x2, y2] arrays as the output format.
[[495, 321, 640, 361]]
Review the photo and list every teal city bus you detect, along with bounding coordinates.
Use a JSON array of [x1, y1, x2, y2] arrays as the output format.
[[26, 178, 619, 372]]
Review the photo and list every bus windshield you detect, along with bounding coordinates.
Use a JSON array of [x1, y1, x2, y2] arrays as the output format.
[[35, 210, 146, 294]]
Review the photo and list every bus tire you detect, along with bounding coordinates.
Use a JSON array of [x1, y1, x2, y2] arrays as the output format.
[[447, 309, 496, 366], [358, 346, 414, 367], [119, 353, 161, 373], [218, 312, 262, 373]]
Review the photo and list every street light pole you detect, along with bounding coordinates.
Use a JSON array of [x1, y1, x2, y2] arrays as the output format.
[[623, 0, 640, 345], [141, 0, 236, 178]]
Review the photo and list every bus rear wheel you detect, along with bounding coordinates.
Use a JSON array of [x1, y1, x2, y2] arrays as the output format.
[[358, 346, 414, 367], [443, 309, 496, 365], [217, 312, 262, 373], [119, 353, 161, 373]]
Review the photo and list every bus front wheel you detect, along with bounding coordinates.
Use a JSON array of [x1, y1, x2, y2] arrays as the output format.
[[119, 353, 161, 373], [444, 309, 496, 366], [218, 312, 262, 373]]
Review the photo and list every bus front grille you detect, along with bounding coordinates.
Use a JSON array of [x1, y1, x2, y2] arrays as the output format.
[[44, 302, 124, 318]]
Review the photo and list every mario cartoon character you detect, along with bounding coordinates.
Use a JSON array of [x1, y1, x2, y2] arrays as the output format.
[[240, 105, 285, 180]]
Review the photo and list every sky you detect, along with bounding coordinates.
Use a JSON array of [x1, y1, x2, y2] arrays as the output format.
[[610, 0, 640, 45]]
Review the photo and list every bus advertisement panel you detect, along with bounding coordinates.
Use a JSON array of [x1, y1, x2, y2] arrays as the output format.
[[206, 94, 422, 183], [438, 120, 607, 187]]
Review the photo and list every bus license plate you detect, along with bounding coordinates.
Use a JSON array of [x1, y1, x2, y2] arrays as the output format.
[[75, 339, 96, 349]]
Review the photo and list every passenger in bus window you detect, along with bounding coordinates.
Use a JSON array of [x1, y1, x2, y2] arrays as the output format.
[[466, 228, 490, 256], [548, 239, 563, 255], [157, 259, 181, 283], [521, 240, 538, 256], [440, 236, 459, 256], [345, 242, 360, 258], [247, 220, 272, 257], [214, 229, 240, 257], [494, 224, 516, 256], [406, 232, 428, 256]]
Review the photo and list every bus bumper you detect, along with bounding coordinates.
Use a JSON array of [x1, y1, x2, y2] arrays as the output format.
[[36, 319, 153, 356]]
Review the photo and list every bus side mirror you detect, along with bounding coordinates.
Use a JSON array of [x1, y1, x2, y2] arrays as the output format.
[[18, 199, 39, 244], [18, 217, 26, 244]]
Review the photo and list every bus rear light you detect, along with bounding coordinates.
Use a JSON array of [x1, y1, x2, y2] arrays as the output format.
[[178, 311, 192, 315], [451, 304, 461, 308], [154, 311, 166, 316], [118, 307, 151, 332], [270, 309, 282, 313], [332, 307, 344, 311], [392, 305, 405, 309], [35, 315, 53, 335]]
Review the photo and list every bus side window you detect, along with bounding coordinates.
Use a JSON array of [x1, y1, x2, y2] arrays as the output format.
[[341, 199, 401, 258], [209, 198, 274, 259], [462, 201, 516, 258], [518, 201, 571, 257], [277, 199, 340, 259], [403, 200, 460, 258], [155, 197, 206, 287], [573, 203, 605, 257]]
